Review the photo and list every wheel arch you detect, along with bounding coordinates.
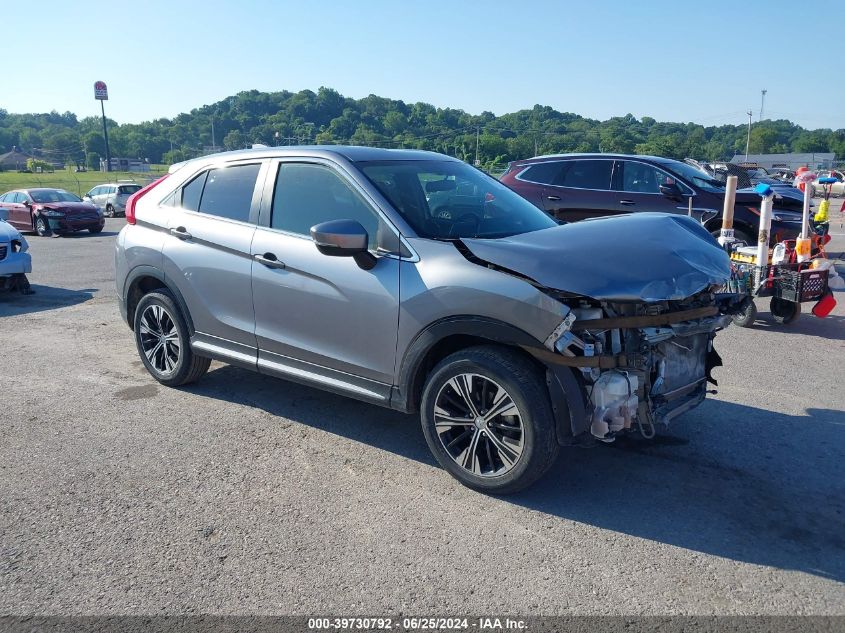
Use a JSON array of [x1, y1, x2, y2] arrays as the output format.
[[393, 315, 590, 445], [393, 316, 543, 415], [124, 266, 195, 334]]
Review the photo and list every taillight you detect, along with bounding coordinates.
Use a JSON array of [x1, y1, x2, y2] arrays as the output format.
[[125, 174, 169, 225]]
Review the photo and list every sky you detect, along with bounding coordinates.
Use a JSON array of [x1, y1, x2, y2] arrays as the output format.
[[4, 0, 842, 130]]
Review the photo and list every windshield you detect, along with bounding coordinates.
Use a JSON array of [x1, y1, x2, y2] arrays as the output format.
[[30, 190, 83, 203], [660, 161, 725, 193], [359, 160, 557, 239]]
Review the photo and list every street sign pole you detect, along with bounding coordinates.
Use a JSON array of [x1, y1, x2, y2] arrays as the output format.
[[94, 81, 111, 172], [100, 99, 111, 172]]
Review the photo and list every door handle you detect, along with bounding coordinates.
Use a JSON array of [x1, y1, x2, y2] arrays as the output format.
[[254, 252, 286, 269], [619, 200, 636, 206], [546, 195, 561, 201], [170, 227, 192, 240]]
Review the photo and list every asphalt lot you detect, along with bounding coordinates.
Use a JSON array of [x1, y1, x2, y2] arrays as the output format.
[[0, 217, 843, 615]]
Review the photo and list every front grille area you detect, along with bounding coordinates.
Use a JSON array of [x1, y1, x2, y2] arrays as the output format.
[[0, 244, 7, 260]]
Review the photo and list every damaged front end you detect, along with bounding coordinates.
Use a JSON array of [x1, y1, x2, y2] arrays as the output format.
[[460, 213, 738, 443], [538, 288, 738, 442]]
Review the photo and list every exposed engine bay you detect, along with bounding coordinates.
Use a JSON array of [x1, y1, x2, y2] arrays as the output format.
[[540, 288, 736, 442]]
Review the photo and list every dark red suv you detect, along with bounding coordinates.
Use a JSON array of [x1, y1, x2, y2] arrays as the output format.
[[500, 153, 804, 244]]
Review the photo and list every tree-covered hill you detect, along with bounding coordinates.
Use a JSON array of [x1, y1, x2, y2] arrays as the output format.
[[1, 87, 841, 171]]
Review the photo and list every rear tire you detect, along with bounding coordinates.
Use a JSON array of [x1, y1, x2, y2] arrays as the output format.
[[420, 345, 559, 494], [770, 297, 800, 325], [105, 204, 115, 218], [133, 290, 210, 387]]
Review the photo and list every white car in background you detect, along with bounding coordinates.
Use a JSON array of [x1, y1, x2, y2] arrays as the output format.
[[82, 181, 143, 217], [0, 216, 32, 293], [812, 170, 845, 198]]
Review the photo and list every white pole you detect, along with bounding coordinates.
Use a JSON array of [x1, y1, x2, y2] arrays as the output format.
[[755, 186, 774, 289], [718, 175, 738, 246], [796, 172, 815, 263]]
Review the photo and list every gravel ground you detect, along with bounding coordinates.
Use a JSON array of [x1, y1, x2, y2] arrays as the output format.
[[0, 218, 843, 616]]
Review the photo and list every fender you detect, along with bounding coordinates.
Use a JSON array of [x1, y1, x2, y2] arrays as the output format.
[[123, 265, 195, 335], [392, 315, 589, 444]]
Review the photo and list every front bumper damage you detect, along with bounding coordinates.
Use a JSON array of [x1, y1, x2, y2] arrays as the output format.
[[536, 291, 740, 443]]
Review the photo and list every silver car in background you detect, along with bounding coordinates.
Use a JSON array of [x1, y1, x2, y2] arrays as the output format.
[[83, 182, 143, 217], [114, 146, 736, 493]]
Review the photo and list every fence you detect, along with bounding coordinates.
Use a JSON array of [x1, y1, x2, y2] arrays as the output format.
[[0, 169, 166, 197]]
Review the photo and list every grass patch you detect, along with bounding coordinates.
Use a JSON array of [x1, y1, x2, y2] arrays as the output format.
[[0, 168, 168, 197]]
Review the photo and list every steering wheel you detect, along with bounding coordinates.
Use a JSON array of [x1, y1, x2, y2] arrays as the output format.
[[449, 213, 481, 238]]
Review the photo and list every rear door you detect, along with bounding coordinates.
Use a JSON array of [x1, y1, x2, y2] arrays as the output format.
[[612, 160, 686, 215], [250, 158, 401, 401], [160, 160, 267, 357], [541, 159, 616, 222]]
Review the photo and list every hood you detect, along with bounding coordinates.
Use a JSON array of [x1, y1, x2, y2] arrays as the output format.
[[0, 220, 23, 241], [461, 213, 730, 302], [736, 186, 803, 210], [39, 201, 98, 214]]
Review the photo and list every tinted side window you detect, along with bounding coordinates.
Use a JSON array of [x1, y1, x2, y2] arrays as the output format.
[[621, 162, 667, 193], [559, 160, 613, 190], [181, 172, 207, 212], [271, 163, 380, 249], [197, 164, 260, 222], [519, 162, 564, 185], [0, 193, 7, 202]]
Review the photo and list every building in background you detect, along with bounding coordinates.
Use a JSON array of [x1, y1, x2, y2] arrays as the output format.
[[100, 157, 151, 172], [0, 147, 34, 171], [731, 153, 835, 170]]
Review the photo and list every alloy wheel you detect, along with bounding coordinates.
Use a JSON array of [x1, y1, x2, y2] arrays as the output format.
[[433, 373, 524, 477], [139, 304, 181, 374]]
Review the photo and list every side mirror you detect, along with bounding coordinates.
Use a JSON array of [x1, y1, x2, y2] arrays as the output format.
[[22, 199, 31, 208], [659, 182, 682, 199], [310, 219, 376, 270]]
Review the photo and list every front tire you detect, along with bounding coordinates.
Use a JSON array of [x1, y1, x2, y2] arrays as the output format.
[[731, 298, 758, 327], [104, 204, 115, 217], [34, 215, 50, 237], [133, 290, 210, 387], [89, 226, 103, 234], [420, 346, 559, 494]]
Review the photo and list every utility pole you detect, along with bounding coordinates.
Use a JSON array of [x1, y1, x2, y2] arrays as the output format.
[[745, 110, 753, 162], [211, 115, 216, 151], [475, 126, 480, 166], [760, 89, 767, 122]]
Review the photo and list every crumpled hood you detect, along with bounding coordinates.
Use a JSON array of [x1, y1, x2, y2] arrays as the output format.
[[461, 213, 730, 302], [38, 201, 98, 215]]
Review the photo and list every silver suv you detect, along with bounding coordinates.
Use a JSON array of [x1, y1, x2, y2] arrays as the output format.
[[115, 147, 735, 493], [84, 182, 143, 217]]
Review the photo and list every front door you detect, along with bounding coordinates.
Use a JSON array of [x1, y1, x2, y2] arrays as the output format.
[[612, 160, 687, 215], [251, 159, 400, 401], [6, 192, 32, 231]]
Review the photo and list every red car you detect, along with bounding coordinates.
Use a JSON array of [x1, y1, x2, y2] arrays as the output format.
[[0, 188, 105, 236]]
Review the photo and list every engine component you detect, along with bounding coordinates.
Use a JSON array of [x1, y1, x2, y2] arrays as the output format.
[[589, 370, 639, 441]]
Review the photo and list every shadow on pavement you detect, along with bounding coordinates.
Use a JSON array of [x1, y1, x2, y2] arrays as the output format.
[[0, 285, 95, 317], [187, 364, 845, 583]]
